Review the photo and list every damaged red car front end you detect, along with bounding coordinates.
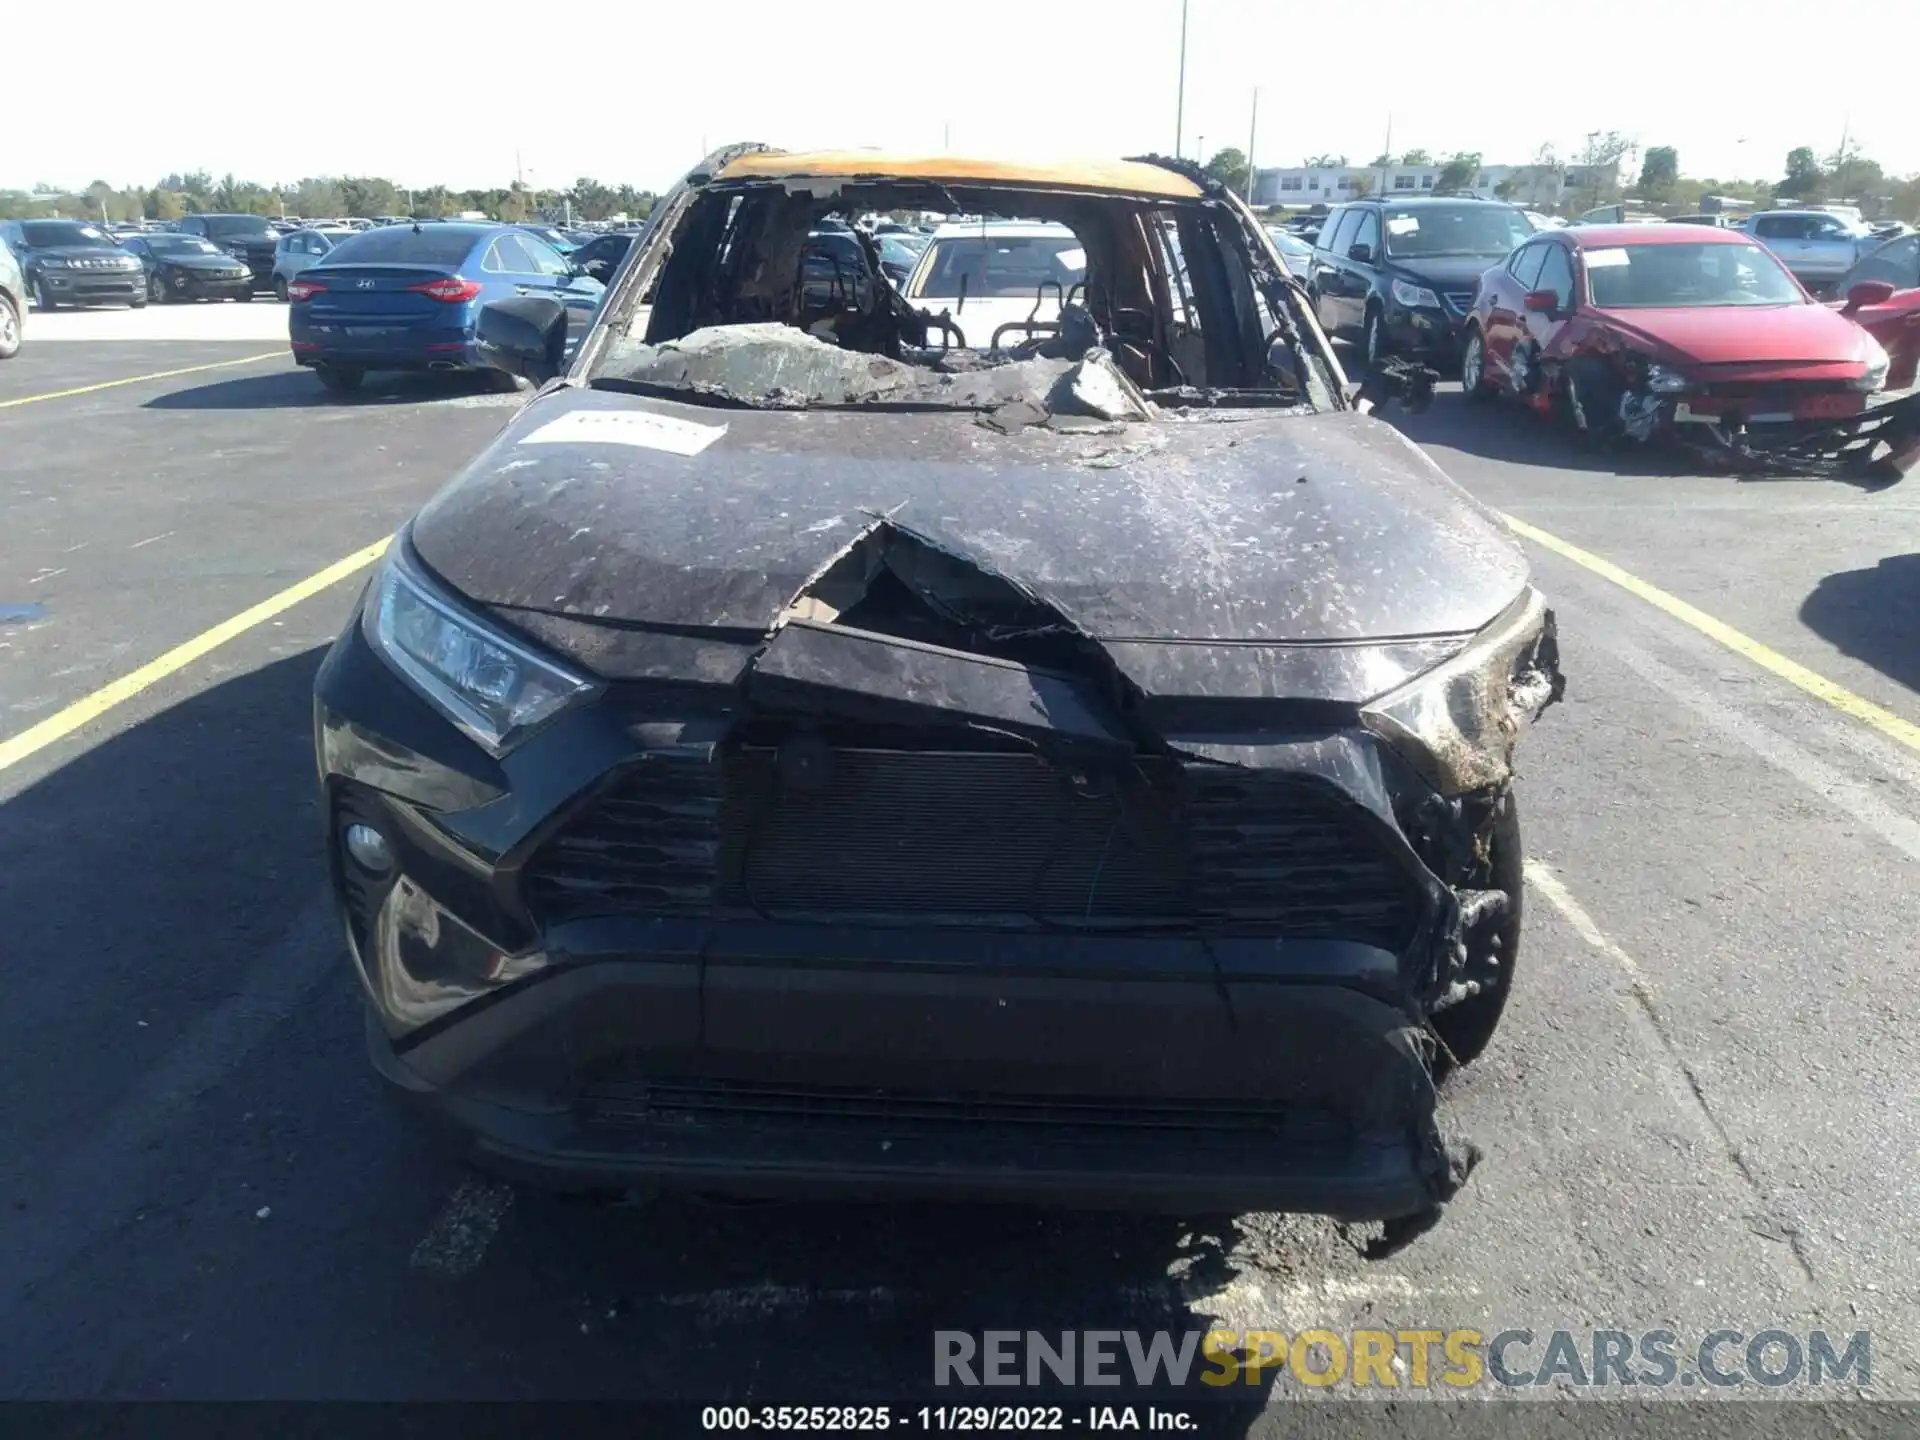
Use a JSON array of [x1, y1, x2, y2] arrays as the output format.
[[1461, 224, 1917, 479]]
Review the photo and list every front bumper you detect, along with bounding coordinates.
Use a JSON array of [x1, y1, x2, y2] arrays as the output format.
[[217, 249, 278, 286], [163, 269, 251, 299], [1383, 302, 1470, 362], [36, 268, 141, 303], [314, 608, 1485, 1219], [1664, 387, 1920, 476]]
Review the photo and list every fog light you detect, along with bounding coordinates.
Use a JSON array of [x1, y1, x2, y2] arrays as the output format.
[[343, 822, 394, 874]]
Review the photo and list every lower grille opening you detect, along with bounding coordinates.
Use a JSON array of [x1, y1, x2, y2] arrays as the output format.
[[578, 1076, 1355, 1152]]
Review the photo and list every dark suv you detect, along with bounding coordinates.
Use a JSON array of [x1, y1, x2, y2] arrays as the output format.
[[177, 213, 281, 290], [1307, 197, 1536, 370], [0, 219, 147, 310]]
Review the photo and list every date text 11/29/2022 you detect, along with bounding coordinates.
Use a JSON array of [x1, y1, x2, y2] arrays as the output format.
[[701, 1405, 1196, 1431]]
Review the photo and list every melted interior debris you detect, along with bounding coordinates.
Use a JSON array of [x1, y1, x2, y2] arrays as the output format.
[[599, 323, 1152, 419]]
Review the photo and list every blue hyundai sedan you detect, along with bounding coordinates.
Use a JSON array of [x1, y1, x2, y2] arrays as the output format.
[[287, 222, 603, 394]]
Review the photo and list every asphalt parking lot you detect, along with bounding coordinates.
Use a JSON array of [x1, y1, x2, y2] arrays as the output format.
[[3, 304, 1919, 1422]]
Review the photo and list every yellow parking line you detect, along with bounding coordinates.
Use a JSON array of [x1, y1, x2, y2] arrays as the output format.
[[0, 351, 282, 409], [1501, 511, 1920, 756], [0, 538, 389, 776]]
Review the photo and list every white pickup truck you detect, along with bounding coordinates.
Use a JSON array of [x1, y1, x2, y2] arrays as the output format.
[[1739, 210, 1882, 291]]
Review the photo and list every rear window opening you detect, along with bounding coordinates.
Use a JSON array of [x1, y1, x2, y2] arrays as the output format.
[[324, 228, 484, 268]]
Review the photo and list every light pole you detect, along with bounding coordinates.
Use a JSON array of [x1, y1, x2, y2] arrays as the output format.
[[1174, 0, 1188, 158], [1244, 87, 1260, 203]]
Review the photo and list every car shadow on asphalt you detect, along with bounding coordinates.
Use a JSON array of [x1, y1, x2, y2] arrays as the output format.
[[1799, 552, 1920, 694], [144, 368, 518, 410], [474, 1186, 1297, 1418], [0, 647, 332, 1173]]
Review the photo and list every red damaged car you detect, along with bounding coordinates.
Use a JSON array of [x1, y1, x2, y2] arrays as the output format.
[[1459, 224, 1917, 478]]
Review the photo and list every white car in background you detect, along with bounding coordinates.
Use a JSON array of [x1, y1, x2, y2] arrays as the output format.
[[897, 221, 1085, 351]]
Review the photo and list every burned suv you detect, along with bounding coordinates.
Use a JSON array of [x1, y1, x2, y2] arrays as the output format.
[[313, 147, 1562, 1229]]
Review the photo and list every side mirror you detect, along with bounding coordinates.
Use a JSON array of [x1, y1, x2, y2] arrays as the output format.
[[474, 295, 567, 385], [1842, 279, 1896, 314], [1347, 242, 1373, 264], [1523, 289, 1560, 314]]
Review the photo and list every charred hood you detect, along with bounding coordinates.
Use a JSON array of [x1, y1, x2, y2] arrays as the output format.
[[409, 388, 1529, 703]]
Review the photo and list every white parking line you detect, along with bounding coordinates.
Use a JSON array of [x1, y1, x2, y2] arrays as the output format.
[[1524, 861, 1654, 1000]]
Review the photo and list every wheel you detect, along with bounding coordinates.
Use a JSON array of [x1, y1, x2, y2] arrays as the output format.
[[274, 277, 289, 302], [0, 295, 20, 359], [31, 275, 58, 311], [237, 287, 254, 302], [316, 365, 365, 394], [130, 295, 147, 309], [1460, 328, 1496, 402], [486, 368, 523, 394], [147, 271, 168, 303], [1429, 792, 1523, 1067], [1363, 304, 1386, 371]]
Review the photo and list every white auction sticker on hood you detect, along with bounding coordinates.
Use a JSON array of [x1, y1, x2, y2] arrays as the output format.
[[518, 408, 728, 456]]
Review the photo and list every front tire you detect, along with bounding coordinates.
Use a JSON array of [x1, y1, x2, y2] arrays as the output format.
[[0, 295, 21, 359], [1460, 328, 1496, 402], [31, 276, 58, 311], [1363, 305, 1387, 371], [274, 277, 289, 302], [1429, 793, 1523, 1067], [316, 364, 365, 394], [237, 287, 254, 302], [147, 272, 168, 304]]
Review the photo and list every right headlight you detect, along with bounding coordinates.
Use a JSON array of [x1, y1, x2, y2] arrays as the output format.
[[363, 538, 602, 756], [1851, 333, 1889, 393], [1391, 277, 1441, 309], [1360, 587, 1563, 795]]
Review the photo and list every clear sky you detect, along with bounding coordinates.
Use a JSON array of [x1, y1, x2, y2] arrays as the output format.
[[11, 0, 1918, 194]]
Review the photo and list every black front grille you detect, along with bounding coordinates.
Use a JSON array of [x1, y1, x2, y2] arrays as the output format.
[[722, 748, 1189, 920], [522, 746, 1423, 946], [1443, 290, 1477, 311]]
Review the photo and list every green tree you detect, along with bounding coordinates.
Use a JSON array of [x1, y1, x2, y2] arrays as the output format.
[[1347, 172, 1376, 198], [1637, 145, 1679, 198], [1202, 147, 1250, 196], [1436, 151, 1482, 191], [1304, 153, 1347, 168], [1824, 138, 1880, 202], [1369, 152, 1397, 168], [1777, 146, 1823, 199], [294, 177, 346, 218], [1399, 148, 1432, 166], [145, 187, 185, 221], [498, 185, 531, 223], [569, 176, 616, 221]]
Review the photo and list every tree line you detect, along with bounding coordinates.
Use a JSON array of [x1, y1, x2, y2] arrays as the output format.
[[0, 172, 658, 224], [1203, 137, 1920, 221]]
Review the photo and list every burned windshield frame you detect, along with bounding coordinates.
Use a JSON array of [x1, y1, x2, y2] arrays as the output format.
[[578, 165, 1343, 413]]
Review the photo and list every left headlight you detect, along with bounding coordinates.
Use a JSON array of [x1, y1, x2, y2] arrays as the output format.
[[1360, 587, 1563, 795], [1852, 334, 1889, 393], [1391, 277, 1441, 309], [1643, 362, 1691, 393], [363, 539, 602, 756]]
